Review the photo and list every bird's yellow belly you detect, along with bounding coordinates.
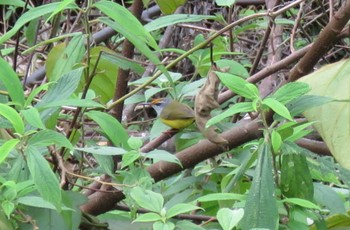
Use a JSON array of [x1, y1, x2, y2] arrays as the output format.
[[160, 118, 194, 129]]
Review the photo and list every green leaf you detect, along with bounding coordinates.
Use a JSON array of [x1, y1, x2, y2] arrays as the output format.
[[81, 47, 119, 103], [287, 95, 333, 116], [28, 130, 73, 149], [36, 68, 83, 123], [166, 204, 201, 218], [45, 0, 76, 23], [217, 208, 244, 230], [298, 59, 350, 169], [197, 193, 246, 202], [46, 34, 85, 82], [95, 1, 170, 79], [313, 183, 346, 215], [40, 99, 105, 109], [1, 200, 15, 219], [270, 82, 310, 105], [121, 150, 140, 168], [280, 150, 314, 200], [75, 146, 126, 155], [130, 187, 164, 213], [0, 139, 19, 165], [94, 154, 114, 175], [0, 0, 26, 7], [134, 213, 162, 222], [271, 130, 282, 152], [206, 102, 254, 128], [144, 14, 216, 32], [26, 146, 62, 211], [18, 195, 75, 211], [0, 104, 24, 134], [145, 149, 182, 166], [153, 221, 175, 230], [102, 51, 144, 75], [128, 136, 143, 150], [216, 72, 258, 100], [282, 198, 321, 210], [0, 2, 77, 45], [155, 0, 186, 15], [263, 98, 293, 121], [0, 58, 25, 107], [85, 111, 129, 148], [215, 0, 236, 7], [243, 142, 278, 230], [21, 107, 46, 129]]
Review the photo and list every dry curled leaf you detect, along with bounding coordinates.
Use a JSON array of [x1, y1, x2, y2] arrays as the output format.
[[195, 64, 229, 145]]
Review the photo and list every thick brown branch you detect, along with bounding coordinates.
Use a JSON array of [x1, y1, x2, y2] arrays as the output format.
[[288, 0, 350, 81]]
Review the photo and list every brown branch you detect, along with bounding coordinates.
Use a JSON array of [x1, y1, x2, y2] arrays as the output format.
[[296, 138, 331, 156], [111, 0, 144, 122], [288, 0, 350, 81], [81, 119, 262, 215]]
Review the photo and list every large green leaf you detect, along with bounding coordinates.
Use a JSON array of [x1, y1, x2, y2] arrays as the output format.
[[243, 142, 278, 230], [46, 34, 85, 82], [280, 144, 314, 201], [85, 111, 129, 149], [0, 139, 20, 165], [206, 102, 254, 128], [28, 130, 73, 149], [26, 146, 62, 211], [0, 58, 25, 107], [155, 0, 186, 15], [298, 59, 350, 170], [80, 46, 119, 104], [95, 1, 170, 79], [130, 186, 164, 213], [0, 104, 24, 134], [270, 82, 310, 105], [216, 72, 259, 100], [36, 68, 83, 123], [144, 14, 216, 32]]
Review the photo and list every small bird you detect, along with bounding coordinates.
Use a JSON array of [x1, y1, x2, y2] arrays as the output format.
[[150, 98, 195, 130]]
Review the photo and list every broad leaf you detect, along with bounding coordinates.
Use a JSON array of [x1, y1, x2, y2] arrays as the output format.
[[85, 111, 129, 149], [0, 58, 25, 107], [217, 208, 244, 230], [216, 72, 258, 100], [155, 0, 186, 15], [46, 34, 85, 82], [243, 142, 278, 230], [21, 107, 46, 129], [280, 145, 314, 201], [263, 98, 293, 121], [313, 183, 346, 215], [145, 149, 182, 166], [134, 213, 162, 222], [298, 59, 350, 169], [130, 187, 164, 213], [270, 82, 310, 105], [75, 146, 126, 155], [36, 68, 83, 123], [0, 104, 24, 134], [144, 14, 216, 32], [166, 204, 201, 218], [28, 130, 73, 149], [26, 146, 62, 211], [95, 1, 170, 79], [0, 139, 20, 165], [206, 102, 254, 128]]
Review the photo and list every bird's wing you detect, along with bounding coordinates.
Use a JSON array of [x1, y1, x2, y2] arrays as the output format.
[[161, 101, 194, 120]]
